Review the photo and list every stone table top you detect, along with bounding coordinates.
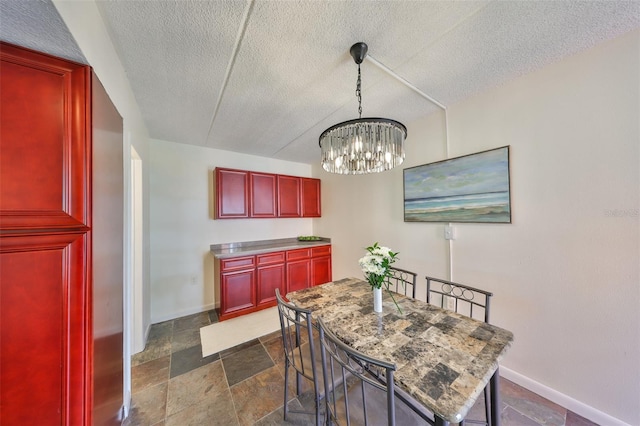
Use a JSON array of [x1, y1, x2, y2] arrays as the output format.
[[287, 278, 514, 424]]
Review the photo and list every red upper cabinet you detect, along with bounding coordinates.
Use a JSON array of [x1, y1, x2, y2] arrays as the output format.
[[301, 178, 321, 217], [215, 168, 321, 219], [277, 175, 301, 217], [215, 168, 249, 219], [249, 172, 277, 218]]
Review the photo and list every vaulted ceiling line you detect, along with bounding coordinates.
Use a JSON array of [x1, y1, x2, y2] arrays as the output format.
[[204, 0, 255, 145]]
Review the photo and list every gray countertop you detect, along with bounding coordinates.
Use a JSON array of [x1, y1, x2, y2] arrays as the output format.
[[210, 237, 331, 259]]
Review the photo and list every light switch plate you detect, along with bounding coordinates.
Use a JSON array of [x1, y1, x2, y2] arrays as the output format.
[[444, 226, 455, 240]]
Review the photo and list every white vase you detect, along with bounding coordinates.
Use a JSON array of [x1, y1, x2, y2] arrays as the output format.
[[373, 287, 383, 313]]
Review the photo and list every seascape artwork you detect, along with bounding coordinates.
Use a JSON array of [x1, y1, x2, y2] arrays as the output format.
[[403, 146, 511, 223]]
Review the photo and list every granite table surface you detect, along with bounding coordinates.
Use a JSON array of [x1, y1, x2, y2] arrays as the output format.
[[287, 278, 514, 424], [210, 237, 331, 259]]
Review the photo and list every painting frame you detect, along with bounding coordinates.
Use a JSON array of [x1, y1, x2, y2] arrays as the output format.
[[403, 146, 511, 223]]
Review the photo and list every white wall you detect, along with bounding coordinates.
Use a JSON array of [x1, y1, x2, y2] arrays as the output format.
[[315, 30, 639, 425], [149, 139, 315, 322]]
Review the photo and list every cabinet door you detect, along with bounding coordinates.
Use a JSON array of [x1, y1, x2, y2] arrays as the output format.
[[257, 252, 285, 306], [1, 42, 93, 425], [221, 269, 256, 315], [250, 172, 277, 218], [277, 175, 301, 217], [286, 259, 310, 293], [301, 178, 321, 217], [257, 263, 286, 306], [311, 256, 332, 286], [216, 168, 249, 218], [311, 245, 332, 286], [1, 234, 89, 425]]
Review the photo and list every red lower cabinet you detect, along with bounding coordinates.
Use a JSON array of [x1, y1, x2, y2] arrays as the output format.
[[218, 256, 256, 320], [285, 248, 311, 293], [311, 245, 332, 286], [216, 245, 331, 321], [221, 269, 256, 315], [257, 252, 286, 306]]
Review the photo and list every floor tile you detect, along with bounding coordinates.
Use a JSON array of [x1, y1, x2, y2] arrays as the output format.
[[501, 378, 566, 426], [127, 310, 599, 426], [565, 410, 599, 426], [165, 387, 238, 426], [124, 382, 167, 426], [219, 338, 261, 359], [502, 405, 544, 426], [173, 312, 210, 333], [171, 328, 201, 353], [230, 365, 286, 426], [148, 320, 174, 341], [262, 335, 286, 367], [132, 355, 171, 393], [170, 344, 219, 378], [259, 329, 282, 343], [222, 342, 275, 386], [254, 399, 311, 426], [166, 361, 229, 416], [132, 336, 172, 367]]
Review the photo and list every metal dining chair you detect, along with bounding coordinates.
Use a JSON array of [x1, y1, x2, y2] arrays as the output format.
[[425, 276, 494, 426], [317, 317, 432, 426], [275, 288, 323, 426], [387, 266, 417, 298]]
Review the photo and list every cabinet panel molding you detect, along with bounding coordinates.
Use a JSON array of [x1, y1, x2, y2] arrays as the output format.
[[250, 172, 277, 218], [0, 43, 91, 232], [301, 178, 321, 217], [215, 168, 249, 218]]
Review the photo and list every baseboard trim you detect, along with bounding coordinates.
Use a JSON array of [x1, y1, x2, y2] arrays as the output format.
[[500, 367, 631, 426]]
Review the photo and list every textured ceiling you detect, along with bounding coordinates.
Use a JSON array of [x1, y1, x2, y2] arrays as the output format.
[[2, 1, 639, 165], [0, 0, 85, 64]]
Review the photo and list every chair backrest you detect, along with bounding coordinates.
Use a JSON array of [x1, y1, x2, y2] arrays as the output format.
[[387, 266, 417, 298], [275, 289, 319, 385], [317, 317, 399, 426], [425, 276, 492, 323]]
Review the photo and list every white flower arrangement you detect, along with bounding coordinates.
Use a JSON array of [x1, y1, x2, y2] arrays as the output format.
[[358, 243, 398, 288], [359, 242, 403, 313]]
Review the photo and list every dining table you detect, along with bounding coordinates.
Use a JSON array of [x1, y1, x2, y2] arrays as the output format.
[[287, 277, 514, 426]]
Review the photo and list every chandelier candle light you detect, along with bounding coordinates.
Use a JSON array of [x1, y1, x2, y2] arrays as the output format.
[[319, 42, 407, 174]]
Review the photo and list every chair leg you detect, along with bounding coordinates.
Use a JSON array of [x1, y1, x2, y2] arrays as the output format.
[[484, 386, 491, 426], [283, 361, 290, 421], [315, 395, 321, 426], [489, 369, 501, 426]]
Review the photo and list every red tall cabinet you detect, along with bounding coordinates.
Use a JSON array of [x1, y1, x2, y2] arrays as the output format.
[[0, 42, 124, 425]]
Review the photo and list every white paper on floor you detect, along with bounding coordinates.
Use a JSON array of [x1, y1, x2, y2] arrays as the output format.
[[199, 307, 281, 357]]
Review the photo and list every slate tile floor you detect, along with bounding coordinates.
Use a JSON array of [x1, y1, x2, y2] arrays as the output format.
[[125, 310, 599, 426]]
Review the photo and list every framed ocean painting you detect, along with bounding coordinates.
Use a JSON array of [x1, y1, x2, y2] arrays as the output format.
[[403, 146, 511, 223]]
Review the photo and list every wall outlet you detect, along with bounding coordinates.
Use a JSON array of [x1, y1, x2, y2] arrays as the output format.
[[444, 225, 455, 240]]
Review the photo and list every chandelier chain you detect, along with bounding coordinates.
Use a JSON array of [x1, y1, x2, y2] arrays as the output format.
[[356, 63, 362, 118]]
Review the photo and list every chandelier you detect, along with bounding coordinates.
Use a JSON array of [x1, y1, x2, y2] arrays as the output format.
[[319, 42, 407, 174]]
